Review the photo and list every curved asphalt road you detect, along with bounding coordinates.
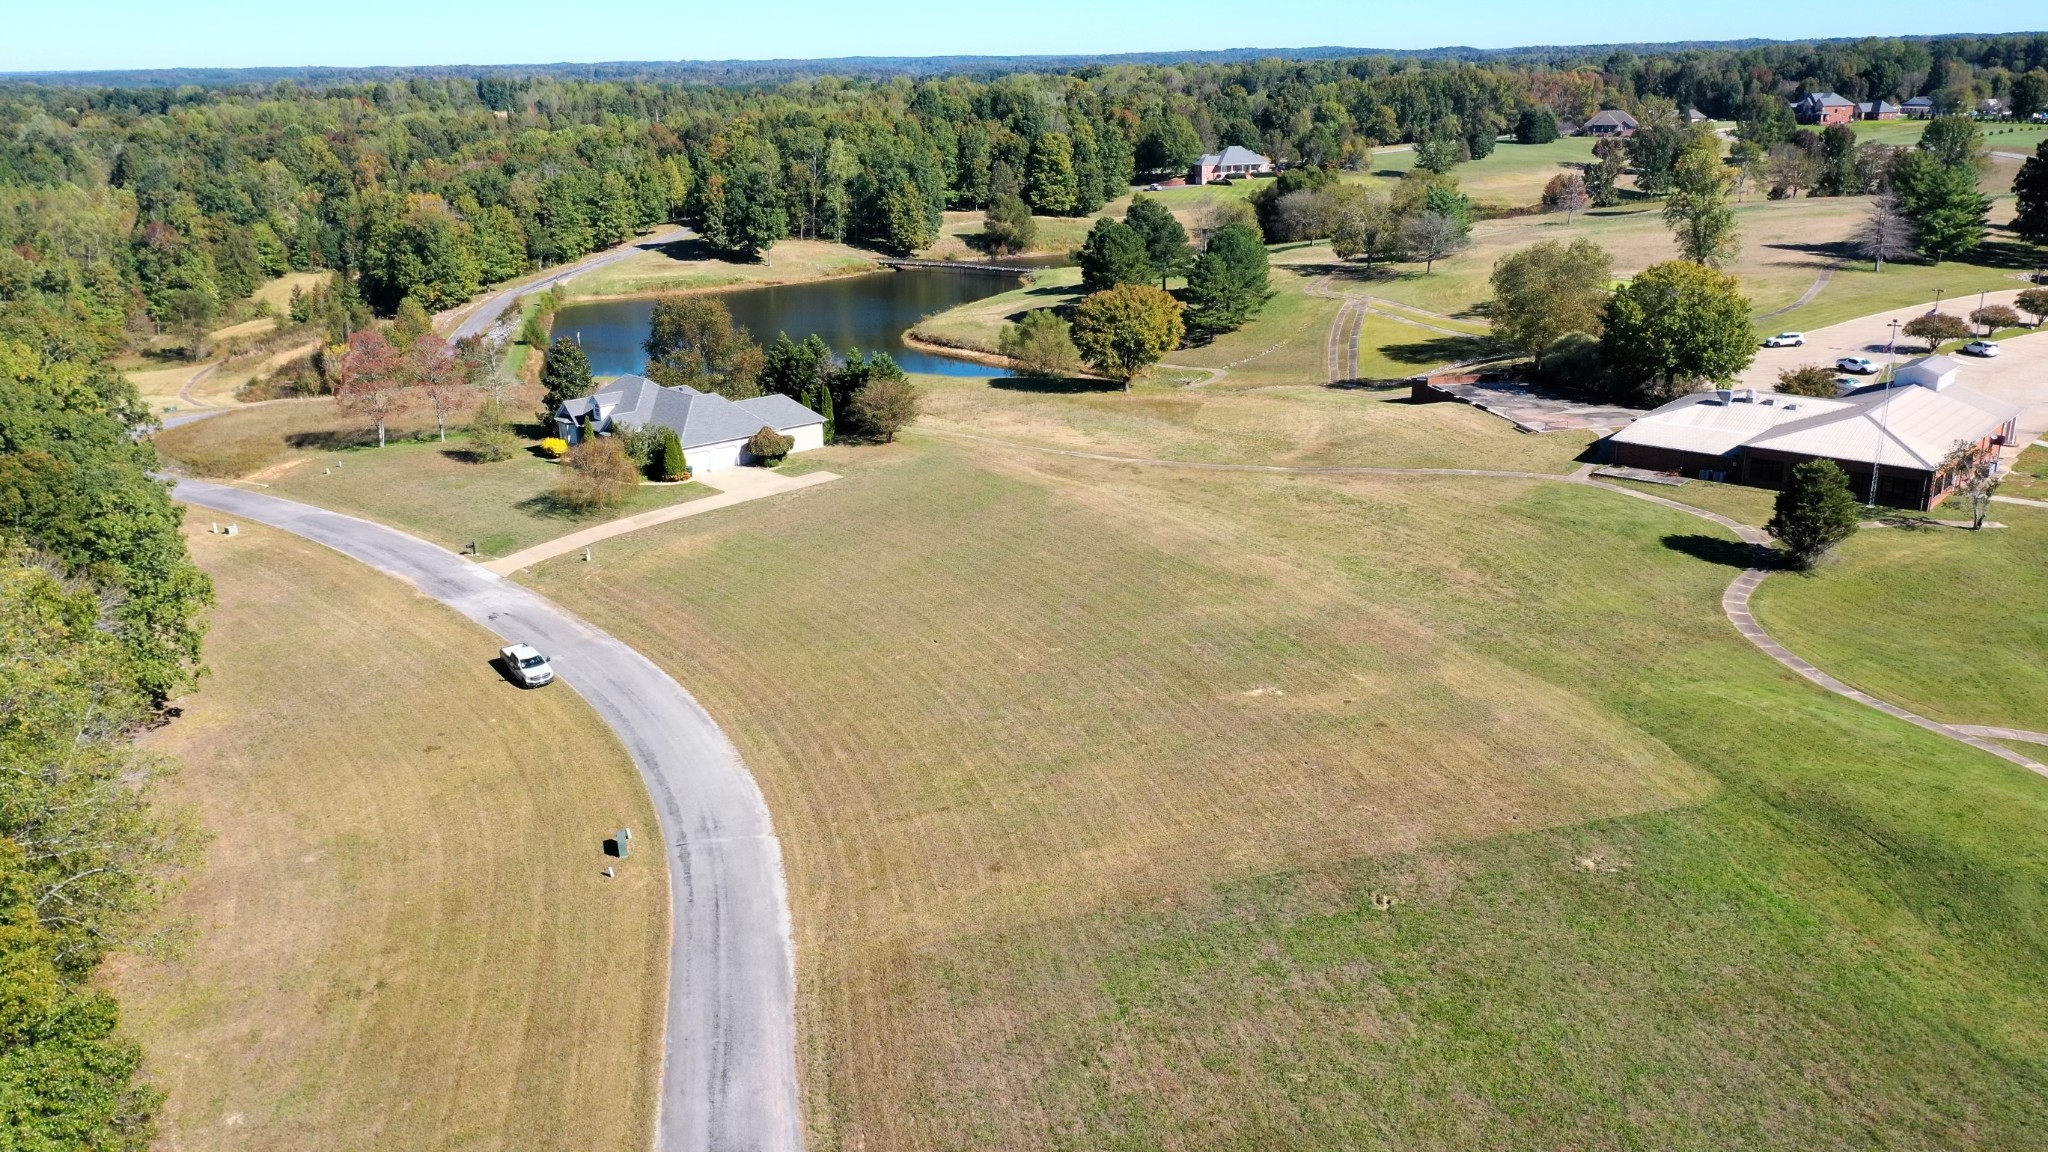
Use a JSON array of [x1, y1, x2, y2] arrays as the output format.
[[444, 225, 689, 342], [173, 478, 803, 1152]]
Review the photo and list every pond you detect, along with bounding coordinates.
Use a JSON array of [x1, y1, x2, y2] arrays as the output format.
[[551, 267, 1032, 379]]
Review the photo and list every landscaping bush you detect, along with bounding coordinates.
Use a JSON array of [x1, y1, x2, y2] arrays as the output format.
[[540, 436, 569, 459], [1901, 311, 1971, 351], [467, 399, 516, 462], [997, 309, 1083, 378], [620, 426, 660, 471], [747, 425, 794, 465], [1774, 364, 1841, 398], [553, 436, 637, 511], [656, 426, 690, 481], [1970, 304, 2022, 334], [850, 377, 922, 442]]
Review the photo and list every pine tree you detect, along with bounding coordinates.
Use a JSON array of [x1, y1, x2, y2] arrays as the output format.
[[1766, 459, 1860, 566]]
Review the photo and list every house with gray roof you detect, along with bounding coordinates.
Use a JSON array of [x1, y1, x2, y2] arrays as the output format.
[[555, 374, 826, 475], [1192, 146, 1272, 185], [1902, 96, 1936, 119], [1581, 109, 1639, 138], [1793, 92, 1857, 126]]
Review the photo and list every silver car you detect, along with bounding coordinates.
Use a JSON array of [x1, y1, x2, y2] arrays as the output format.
[[1763, 332, 1805, 347]]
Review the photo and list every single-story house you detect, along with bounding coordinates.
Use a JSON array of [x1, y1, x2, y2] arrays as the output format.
[[1605, 373, 2020, 509], [554, 373, 826, 475], [1683, 106, 1709, 125], [1902, 96, 1936, 118], [1975, 98, 2008, 119], [1581, 109, 1639, 138], [1192, 146, 1272, 185], [1857, 99, 1902, 120], [1555, 116, 1582, 137], [1793, 92, 1858, 126]]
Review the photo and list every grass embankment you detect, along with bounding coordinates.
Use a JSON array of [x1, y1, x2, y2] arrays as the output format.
[[2001, 443, 2048, 500], [1753, 508, 2048, 730], [153, 399, 712, 558], [568, 235, 877, 298], [110, 522, 666, 1152], [922, 210, 1103, 260], [519, 393, 2048, 1147]]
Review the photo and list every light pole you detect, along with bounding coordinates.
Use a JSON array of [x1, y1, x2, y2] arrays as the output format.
[[1978, 289, 1989, 334], [1869, 318, 1903, 508], [1933, 287, 1945, 315]]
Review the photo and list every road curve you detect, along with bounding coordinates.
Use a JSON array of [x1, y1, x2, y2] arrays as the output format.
[[172, 478, 803, 1152], [443, 225, 690, 342]]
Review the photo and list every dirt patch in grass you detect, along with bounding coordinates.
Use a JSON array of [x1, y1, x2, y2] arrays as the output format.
[[107, 522, 665, 1152]]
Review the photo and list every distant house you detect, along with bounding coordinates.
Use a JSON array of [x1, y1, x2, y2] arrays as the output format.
[[1604, 373, 2019, 509], [1683, 106, 1709, 125], [554, 374, 826, 475], [1975, 98, 2008, 119], [1857, 99, 1902, 121], [1902, 96, 1936, 119], [1192, 146, 1272, 185], [1581, 109, 1639, 138], [1792, 92, 1857, 126], [1555, 116, 1582, 137]]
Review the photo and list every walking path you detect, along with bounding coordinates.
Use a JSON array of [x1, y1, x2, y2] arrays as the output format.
[[172, 479, 806, 1152], [484, 467, 840, 574], [936, 430, 2048, 778], [1756, 266, 1836, 321]]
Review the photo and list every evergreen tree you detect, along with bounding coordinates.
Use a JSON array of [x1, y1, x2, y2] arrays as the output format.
[[540, 337, 592, 415], [1075, 218, 1153, 292], [1767, 459, 1860, 566], [1123, 195, 1192, 288], [1515, 107, 1559, 145], [2012, 138, 2048, 249], [1894, 151, 1991, 260], [656, 426, 690, 480], [1184, 222, 1272, 337]]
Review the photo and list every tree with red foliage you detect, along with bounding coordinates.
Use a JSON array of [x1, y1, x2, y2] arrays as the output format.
[[335, 329, 411, 446], [404, 334, 480, 442]]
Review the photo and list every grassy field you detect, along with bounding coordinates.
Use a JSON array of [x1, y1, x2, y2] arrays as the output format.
[[2001, 443, 2048, 500], [923, 209, 1103, 259], [153, 400, 711, 558], [108, 522, 666, 1152], [570, 235, 877, 298], [513, 400, 2048, 1149], [1371, 137, 1599, 206], [1752, 508, 2048, 730]]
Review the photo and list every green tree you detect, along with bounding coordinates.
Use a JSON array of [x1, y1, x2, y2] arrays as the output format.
[[1183, 222, 1272, 337], [1413, 137, 1464, 173], [2017, 287, 2048, 327], [1894, 151, 1990, 261], [1599, 260, 1756, 403], [1815, 124, 1860, 196], [1515, 107, 1559, 145], [467, 397, 516, 462], [1123, 195, 1191, 288], [655, 426, 689, 480], [878, 177, 936, 254], [2013, 70, 2048, 119], [2012, 138, 2048, 248], [1774, 364, 1841, 397], [1070, 284, 1186, 388], [849, 375, 921, 441], [761, 332, 832, 400], [1075, 218, 1154, 292], [1902, 311, 1972, 351], [1767, 459, 1860, 566], [593, 170, 637, 249], [642, 295, 764, 398], [539, 337, 592, 415], [1735, 92, 1797, 148], [1664, 145, 1740, 266], [997, 309, 1082, 378], [1025, 133, 1080, 216], [1916, 115, 1981, 170], [1488, 238, 1615, 365], [1136, 114, 1203, 176], [981, 164, 1037, 256], [1582, 145, 1626, 207]]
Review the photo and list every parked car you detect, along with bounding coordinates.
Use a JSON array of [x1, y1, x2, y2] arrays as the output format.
[[1763, 332, 1806, 347], [1962, 340, 2001, 357], [1146, 183, 1163, 191], [499, 643, 555, 688], [1836, 356, 1877, 374]]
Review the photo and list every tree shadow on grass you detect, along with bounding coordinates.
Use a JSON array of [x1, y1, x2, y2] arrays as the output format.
[[989, 374, 1120, 394], [1663, 533, 1774, 570], [286, 427, 384, 451], [1380, 336, 1497, 367]]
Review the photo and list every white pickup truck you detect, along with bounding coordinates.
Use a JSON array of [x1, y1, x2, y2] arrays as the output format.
[[500, 644, 555, 688]]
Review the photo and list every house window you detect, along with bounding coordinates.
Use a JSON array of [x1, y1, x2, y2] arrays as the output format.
[[1747, 457, 1784, 487]]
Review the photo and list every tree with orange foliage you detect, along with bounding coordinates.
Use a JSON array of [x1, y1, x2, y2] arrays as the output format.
[[335, 329, 411, 447]]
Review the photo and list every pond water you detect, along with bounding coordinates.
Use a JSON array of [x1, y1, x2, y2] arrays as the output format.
[[551, 267, 1032, 378]]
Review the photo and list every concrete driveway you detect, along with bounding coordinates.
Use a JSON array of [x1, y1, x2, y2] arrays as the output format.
[[172, 479, 804, 1152], [1742, 286, 2048, 440]]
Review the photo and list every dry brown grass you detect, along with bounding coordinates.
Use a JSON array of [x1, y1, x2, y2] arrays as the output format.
[[107, 522, 666, 1152]]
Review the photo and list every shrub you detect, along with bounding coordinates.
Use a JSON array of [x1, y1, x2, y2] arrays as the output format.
[[850, 377, 922, 442], [2018, 287, 2048, 326], [997, 309, 1083, 378], [1767, 458, 1860, 567], [619, 425, 660, 470], [1774, 364, 1841, 398], [1970, 304, 2023, 334], [1537, 332, 1603, 391], [656, 426, 690, 481], [467, 399, 516, 462], [747, 425, 794, 465], [553, 436, 638, 511], [1901, 311, 1972, 351], [540, 436, 569, 459]]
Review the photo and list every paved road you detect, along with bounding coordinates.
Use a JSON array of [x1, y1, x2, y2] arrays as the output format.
[[442, 225, 689, 341], [1741, 287, 2048, 440], [172, 479, 804, 1152]]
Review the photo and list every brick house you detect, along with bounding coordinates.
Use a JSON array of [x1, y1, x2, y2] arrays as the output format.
[[1792, 92, 1858, 126], [1902, 96, 1936, 118], [1191, 146, 1272, 185], [1857, 99, 1902, 120]]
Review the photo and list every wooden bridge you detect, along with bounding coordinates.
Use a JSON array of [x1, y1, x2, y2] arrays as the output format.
[[879, 258, 1039, 275]]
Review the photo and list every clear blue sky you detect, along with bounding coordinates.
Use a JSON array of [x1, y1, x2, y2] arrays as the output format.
[[3, 2, 2028, 73]]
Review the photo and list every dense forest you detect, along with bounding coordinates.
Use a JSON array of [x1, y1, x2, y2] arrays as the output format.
[[2, 34, 2046, 350]]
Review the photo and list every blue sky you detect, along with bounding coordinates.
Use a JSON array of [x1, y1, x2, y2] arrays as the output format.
[[2, 2, 2027, 73]]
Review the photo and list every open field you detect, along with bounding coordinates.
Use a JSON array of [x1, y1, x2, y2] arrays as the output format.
[[108, 522, 666, 1152], [1752, 508, 2048, 730], [516, 401, 2048, 1149], [154, 399, 711, 557], [922, 209, 1103, 259], [2002, 443, 2048, 500], [568, 235, 878, 298], [1371, 137, 1599, 206]]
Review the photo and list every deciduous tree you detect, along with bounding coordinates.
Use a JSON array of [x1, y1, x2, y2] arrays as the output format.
[[1400, 211, 1468, 273], [404, 334, 477, 442], [1775, 364, 1841, 397], [1971, 304, 2022, 334], [1854, 191, 1917, 271], [1541, 172, 1589, 222], [643, 295, 765, 398], [1902, 311, 1972, 351], [997, 309, 1082, 378], [1070, 284, 1186, 388], [2017, 287, 2048, 327], [335, 329, 410, 447], [1664, 144, 1740, 266], [1489, 238, 1614, 364], [1599, 260, 1755, 403]]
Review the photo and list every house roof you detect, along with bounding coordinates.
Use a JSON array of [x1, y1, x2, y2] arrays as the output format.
[[1585, 109, 1638, 129], [1197, 145, 1269, 168], [1903, 96, 1935, 107], [1857, 99, 1900, 113], [560, 374, 823, 447], [1798, 92, 1856, 108], [1898, 354, 1960, 378], [1609, 390, 1846, 458], [1746, 383, 2017, 470]]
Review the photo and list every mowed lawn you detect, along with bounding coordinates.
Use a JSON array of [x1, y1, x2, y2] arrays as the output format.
[[569, 235, 877, 298], [154, 399, 711, 558], [108, 523, 667, 1152], [1752, 508, 2048, 730], [519, 417, 2048, 1149]]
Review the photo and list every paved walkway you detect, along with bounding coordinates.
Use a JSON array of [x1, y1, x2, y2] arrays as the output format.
[[939, 430, 2048, 778], [484, 467, 839, 574]]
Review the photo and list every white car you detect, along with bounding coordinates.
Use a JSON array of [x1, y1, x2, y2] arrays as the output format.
[[500, 643, 555, 688], [1763, 332, 1806, 347], [1962, 340, 2001, 358], [1836, 356, 1877, 374]]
